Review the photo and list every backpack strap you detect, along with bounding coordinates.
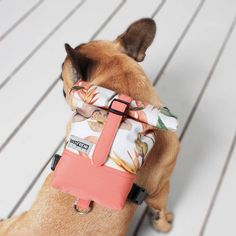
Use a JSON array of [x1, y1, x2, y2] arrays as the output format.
[[92, 94, 132, 167]]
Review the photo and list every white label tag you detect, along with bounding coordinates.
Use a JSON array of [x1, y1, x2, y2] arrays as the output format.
[[67, 135, 93, 155]]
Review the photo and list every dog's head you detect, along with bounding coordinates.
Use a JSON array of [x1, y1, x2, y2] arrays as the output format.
[[61, 18, 160, 105]]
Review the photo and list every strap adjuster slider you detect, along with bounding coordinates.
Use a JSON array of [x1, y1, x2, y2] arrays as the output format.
[[108, 98, 130, 116]]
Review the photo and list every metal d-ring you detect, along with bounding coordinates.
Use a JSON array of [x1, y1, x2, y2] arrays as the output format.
[[72, 200, 93, 215]]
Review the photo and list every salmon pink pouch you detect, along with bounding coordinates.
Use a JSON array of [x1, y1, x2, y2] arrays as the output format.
[[52, 80, 178, 211]]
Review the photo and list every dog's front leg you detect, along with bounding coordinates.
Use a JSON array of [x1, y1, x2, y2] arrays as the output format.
[[145, 181, 173, 233], [140, 130, 179, 233]]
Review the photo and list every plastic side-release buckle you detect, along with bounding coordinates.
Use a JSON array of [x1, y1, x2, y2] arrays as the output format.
[[51, 154, 61, 171], [127, 183, 148, 205]]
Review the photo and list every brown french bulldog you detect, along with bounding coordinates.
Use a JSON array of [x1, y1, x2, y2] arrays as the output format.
[[0, 18, 180, 236]]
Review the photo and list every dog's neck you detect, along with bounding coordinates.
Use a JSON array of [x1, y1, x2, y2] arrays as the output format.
[[90, 71, 163, 108]]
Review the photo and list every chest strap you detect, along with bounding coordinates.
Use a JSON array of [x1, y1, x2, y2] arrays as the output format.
[[92, 95, 132, 166]]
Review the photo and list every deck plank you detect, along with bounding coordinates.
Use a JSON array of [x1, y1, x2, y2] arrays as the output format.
[[0, 0, 40, 39], [155, 0, 236, 135], [202, 137, 236, 236], [136, 1, 236, 234]]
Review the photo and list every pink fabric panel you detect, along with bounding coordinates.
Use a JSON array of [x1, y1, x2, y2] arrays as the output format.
[[52, 150, 136, 210]]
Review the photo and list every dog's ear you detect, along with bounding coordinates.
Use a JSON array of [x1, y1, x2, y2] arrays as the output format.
[[64, 43, 93, 81], [115, 18, 156, 62]]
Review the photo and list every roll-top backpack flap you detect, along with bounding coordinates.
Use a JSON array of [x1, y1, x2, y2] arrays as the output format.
[[69, 80, 178, 131], [52, 80, 178, 210]]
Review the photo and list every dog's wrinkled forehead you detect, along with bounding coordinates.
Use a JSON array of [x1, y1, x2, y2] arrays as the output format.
[[61, 18, 156, 94]]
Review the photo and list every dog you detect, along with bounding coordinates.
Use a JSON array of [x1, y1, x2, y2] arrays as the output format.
[[0, 18, 180, 236]]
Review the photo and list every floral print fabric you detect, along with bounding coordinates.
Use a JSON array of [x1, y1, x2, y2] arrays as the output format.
[[69, 80, 178, 131], [65, 80, 178, 174]]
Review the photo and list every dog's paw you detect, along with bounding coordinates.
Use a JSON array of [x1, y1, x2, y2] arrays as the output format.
[[152, 217, 172, 233], [148, 209, 173, 233], [165, 212, 174, 223]]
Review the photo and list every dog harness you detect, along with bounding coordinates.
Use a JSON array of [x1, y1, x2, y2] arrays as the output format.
[[51, 80, 178, 213]]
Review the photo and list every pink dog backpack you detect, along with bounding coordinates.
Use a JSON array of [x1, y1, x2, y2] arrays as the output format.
[[51, 80, 178, 213]]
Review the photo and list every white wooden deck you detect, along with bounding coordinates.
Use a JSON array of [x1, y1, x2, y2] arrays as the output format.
[[0, 0, 236, 235]]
